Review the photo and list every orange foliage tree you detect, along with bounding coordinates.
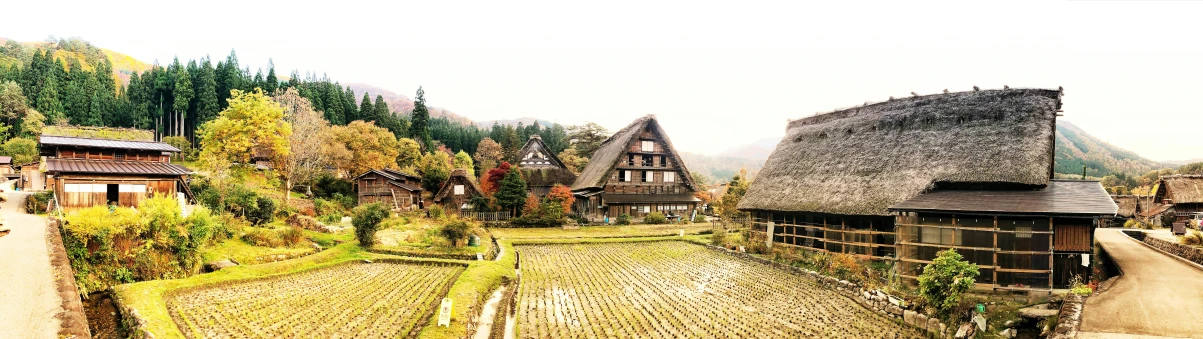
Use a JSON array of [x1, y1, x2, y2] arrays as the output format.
[[547, 184, 575, 214]]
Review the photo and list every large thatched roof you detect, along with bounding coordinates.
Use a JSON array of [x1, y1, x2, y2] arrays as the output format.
[[1160, 175, 1203, 204], [739, 88, 1063, 216], [517, 135, 576, 188], [570, 115, 697, 192], [1112, 195, 1140, 217], [433, 169, 482, 202]]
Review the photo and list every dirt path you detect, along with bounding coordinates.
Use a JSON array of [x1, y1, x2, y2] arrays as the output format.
[[1079, 229, 1203, 339], [0, 191, 63, 338]]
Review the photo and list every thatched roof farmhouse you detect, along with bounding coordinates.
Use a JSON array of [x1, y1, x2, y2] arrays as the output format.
[[1153, 175, 1203, 222], [571, 115, 700, 222], [739, 88, 1116, 290], [516, 135, 577, 198]]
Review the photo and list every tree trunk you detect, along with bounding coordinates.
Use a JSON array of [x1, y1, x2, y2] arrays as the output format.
[[284, 177, 291, 204]]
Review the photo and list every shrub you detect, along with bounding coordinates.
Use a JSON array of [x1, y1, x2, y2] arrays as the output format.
[[1069, 275, 1093, 296], [615, 213, 632, 225], [440, 220, 473, 247], [643, 212, 668, 225], [312, 173, 354, 199], [1123, 219, 1138, 228], [693, 214, 706, 223], [314, 198, 346, 218], [352, 203, 390, 248], [918, 249, 980, 317], [711, 229, 728, 246], [244, 196, 277, 226], [280, 226, 305, 246], [429, 204, 446, 220], [286, 214, 325, 232], [1182, 230, 1203, 246], [242, 228, 281, 247], [318, 214, 342, 225], [25, 191, 54, 214]]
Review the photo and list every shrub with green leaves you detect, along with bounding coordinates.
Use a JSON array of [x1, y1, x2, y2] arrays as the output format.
[[643, 212, 668, 225], [616, 213, 632, 225], [918, 249, 980, 317], [352, 203, 390, 248], [25, 191, 54, 214], [693, 214, 706, 223], [440, 220, 473, 247]]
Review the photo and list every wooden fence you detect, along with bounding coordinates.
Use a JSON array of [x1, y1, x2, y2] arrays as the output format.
[[465, 211, 512, 222]]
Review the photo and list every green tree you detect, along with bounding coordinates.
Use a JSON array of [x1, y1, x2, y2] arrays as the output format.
[[918, 249, 980, 317], [556, 146, 588, 175], [418, 151, 452, 192], [172, 69, 194, 137], [359, 92, 374, 122], [264, 59, 278, 94], [194, 59, 220, 128], [495, 166, 528, 215], [0, 81, 34, 128], [567, 122, 609, 158], [352, 202, 389, 248], [453, 150, 475, 178], [3, 137, 38, 165], [409, 86, 431, 151], [35, 76, 64, 124], [716, 169, 751, 218], [396, 137, 422, 169], [373, 95, 389, 121], [325, 120, 400, 177]]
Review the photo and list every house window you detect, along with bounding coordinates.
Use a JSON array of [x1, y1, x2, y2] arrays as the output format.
[[641, 140, 654, 152], [664, 172, 676, 182], [628, 155, 635, 166], [1016, 226, 1032, 238], [641, 206, 650, 213], [660, 156, 667, 167], [454, 185, 465, 195], [642, 171, 652, 182], [622, 171, 632, 182], [641, 155, 652, 166]]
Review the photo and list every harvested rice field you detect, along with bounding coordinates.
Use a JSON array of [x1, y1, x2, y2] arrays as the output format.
[[516, 241, 924, 339], [167, 261, 463, 339]]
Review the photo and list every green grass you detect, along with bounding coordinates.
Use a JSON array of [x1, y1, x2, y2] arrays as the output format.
[[489, 222, 714, 240], [198, 238, 314, 265], [417, 240, 517, 339]]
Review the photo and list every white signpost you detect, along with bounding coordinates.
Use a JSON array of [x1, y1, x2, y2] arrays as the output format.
[[437, 298, 453, 327]]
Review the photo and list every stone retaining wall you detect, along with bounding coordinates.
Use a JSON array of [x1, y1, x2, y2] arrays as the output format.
[[44, 219, 93, 339], [1140, 235, 1203, 267], [1048, 294, 1085, 339], [110, 290, 154, 339], [696, 244, 950, 338]]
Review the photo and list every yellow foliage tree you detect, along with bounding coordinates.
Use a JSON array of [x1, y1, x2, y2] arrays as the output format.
[[197, 89, 292, 178], [326, 120, 400, 177]]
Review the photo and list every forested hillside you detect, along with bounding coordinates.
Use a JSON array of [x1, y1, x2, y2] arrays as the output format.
[[1054, 121, 1165, 178]]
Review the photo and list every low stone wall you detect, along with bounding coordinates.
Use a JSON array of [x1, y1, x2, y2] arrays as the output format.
[[44, 219, 92, 338], [1140, 235, 1203, 267], [1048, 294, 1086, 339], [110, 291, 154, 339], [696, 244, 950, 338]]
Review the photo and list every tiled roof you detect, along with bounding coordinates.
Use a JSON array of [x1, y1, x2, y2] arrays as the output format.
[[46, 159, 190, 176], [890, 180, 1117, 216], [40, 135, 180, 152]]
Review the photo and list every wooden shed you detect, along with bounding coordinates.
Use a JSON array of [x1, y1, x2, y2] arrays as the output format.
[[39, 134, 192, 211], [570, 115, 700, 223], [738, 88, 1117, 290], [433, 169, 483, 214], [355, 169, 423, 211]]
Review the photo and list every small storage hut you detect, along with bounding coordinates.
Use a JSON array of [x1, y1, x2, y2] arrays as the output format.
[[570, 115, 700, 222], [738, 88, 1117, 290], [433, 169, 484, 214], [355, 168, 423, 211]]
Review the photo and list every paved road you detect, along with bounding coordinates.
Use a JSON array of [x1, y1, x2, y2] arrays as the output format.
[[1079, 229, 1203, 339]]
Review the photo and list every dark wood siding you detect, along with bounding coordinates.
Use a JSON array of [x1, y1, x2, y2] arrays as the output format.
[[1053, 223, 1091, 252]]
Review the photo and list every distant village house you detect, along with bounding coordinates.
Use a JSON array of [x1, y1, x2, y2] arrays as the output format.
[[354, 169, 423, 211]]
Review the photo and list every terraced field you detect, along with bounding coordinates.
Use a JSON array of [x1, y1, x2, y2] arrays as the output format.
[[516, 241, 923, 339], [167, 261, 463, 338]]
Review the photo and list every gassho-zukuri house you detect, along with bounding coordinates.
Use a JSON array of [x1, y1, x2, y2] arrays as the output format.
[[738, 88, 1117, 291], [571, 115, 700, 223]]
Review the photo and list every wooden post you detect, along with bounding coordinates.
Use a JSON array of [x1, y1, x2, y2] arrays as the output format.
[[1049, 217, 1055, 289], [993, 216, 999, 288]]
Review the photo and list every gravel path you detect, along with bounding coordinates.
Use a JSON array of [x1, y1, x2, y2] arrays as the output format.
[[1079, 228, 1203, 339], [0, 191, 63, 338]]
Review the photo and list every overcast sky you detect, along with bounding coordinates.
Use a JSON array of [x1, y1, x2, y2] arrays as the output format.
[[3, 1, 1201, 161]]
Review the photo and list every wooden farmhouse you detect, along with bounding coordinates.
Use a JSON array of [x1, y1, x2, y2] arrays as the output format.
[[738, 88, 1117, 291], [433, 169, 484, 214], [516, 135, 576, 198], [570, 115, 700, 222], [1152, 175, 1203, 222], [354, 169, 423, 211], [39, 134, 193, 211], [18, 161, 45, 191], [0, 156, 12, 175]]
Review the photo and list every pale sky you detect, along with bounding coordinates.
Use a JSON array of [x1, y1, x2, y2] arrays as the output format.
[[2, 1, 1201, 161]]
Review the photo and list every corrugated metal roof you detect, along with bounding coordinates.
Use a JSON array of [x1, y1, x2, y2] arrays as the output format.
[[46, 159, 191, 176], [40, 135, 181, 152], [389, 181, 422, 192], [0, 156, 11, 164], [602, 193, 701, 204], [889, 180, 1118, 216]]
